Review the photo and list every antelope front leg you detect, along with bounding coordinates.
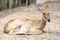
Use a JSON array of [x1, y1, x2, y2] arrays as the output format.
[[29, 28, 43, 35]]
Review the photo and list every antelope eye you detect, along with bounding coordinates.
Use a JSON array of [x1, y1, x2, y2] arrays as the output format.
[[43, 13, 45, 15]]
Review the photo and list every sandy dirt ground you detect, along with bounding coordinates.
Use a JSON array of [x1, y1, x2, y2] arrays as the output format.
[[0, 2, 60, 40]]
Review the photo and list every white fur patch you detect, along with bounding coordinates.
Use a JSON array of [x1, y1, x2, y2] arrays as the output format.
[[15, 25, 28, 34]]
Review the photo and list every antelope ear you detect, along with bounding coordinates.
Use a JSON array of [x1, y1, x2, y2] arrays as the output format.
[[38, 7, 43, 11], [38, 7, 41, 11], [45, 5, 49, 8], [44, 5, 49, 10], [42, 5, 49, 12]]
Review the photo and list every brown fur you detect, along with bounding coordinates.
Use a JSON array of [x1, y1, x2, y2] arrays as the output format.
[[4, 5, 50, 35]]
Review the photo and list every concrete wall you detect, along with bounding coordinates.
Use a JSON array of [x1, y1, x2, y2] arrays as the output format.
[[35, 0, 60, 4], [30, 0, 36, 4], [48, 0, 60, 1], [36, 0, 48, 4]]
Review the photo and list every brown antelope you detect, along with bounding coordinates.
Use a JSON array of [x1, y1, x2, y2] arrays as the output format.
[[4, 5, 50, 35]]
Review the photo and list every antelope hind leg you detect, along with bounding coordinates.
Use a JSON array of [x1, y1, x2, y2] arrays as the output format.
[[8, 30, 25, 35], [8, 29, 15, 34]]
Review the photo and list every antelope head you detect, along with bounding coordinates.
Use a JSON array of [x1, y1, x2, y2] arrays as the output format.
[[39, 5, 50, 22]]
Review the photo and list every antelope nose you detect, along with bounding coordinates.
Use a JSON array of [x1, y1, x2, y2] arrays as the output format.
[[48, 19, 50, 22]]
